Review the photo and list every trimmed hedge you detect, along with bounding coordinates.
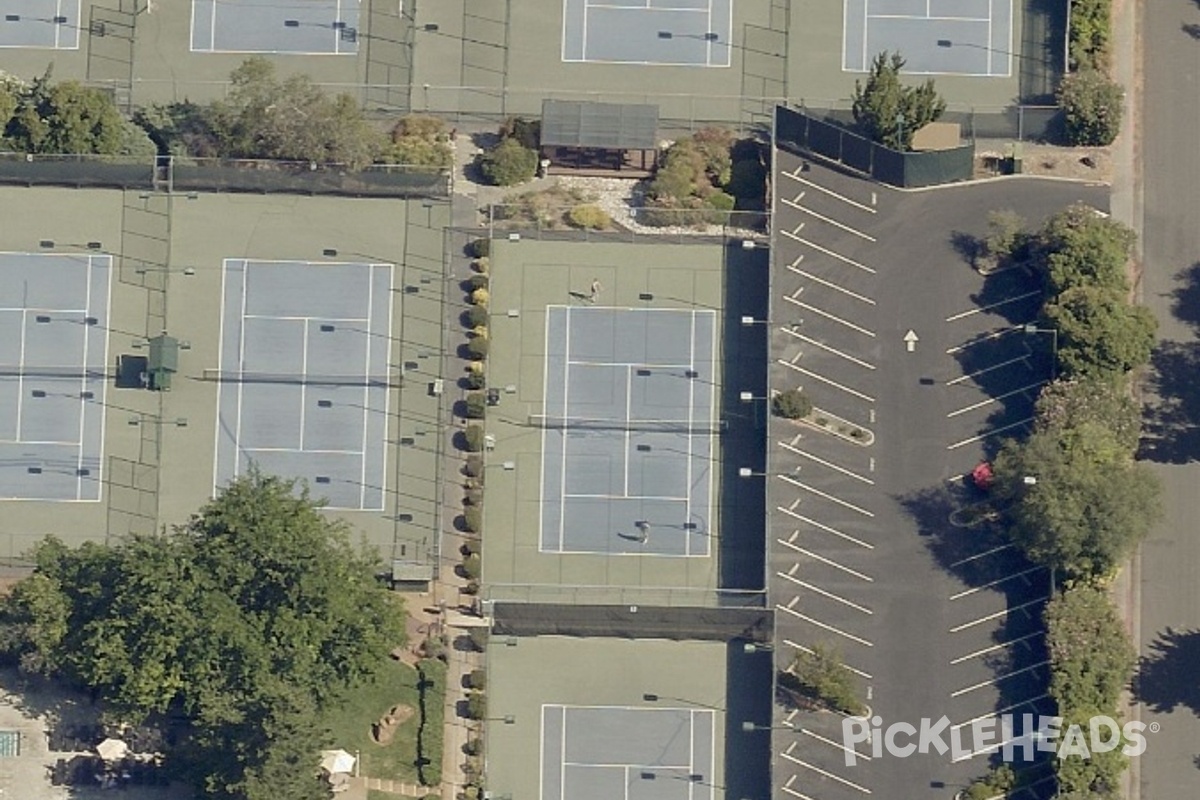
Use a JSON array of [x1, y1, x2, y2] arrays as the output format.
[[464, 506, 483, 534]]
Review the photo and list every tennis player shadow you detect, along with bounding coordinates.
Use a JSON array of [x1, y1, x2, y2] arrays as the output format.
[[615, 531, 648, 544], [567, 291, 592, 304]]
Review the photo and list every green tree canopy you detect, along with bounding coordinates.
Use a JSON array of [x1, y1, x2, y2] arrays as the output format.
[[851, 51, 947, 151], [1057, 69, 1124, 147], [6, 71, 126, 155], [1043, 285, 1157, 378], [1045, 585, 1136, 712], [1035, 205, 1135, 296], [0, 471, 403, 799], [1033, 377, 1142, 455]]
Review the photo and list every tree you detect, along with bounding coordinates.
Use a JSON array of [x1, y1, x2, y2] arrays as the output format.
[[464, 425, 486, 452], [781, 644, 862, 715], [1035, 205, 1135, 296], [992, 429, 1162, 578], [1034, 377, 1142, 455], [480, 137, 537, 186], [1068, 0, 1113, 71], [464, 392, 487, 420], [1045, 585, 1136, 712], [772, 389, 813, 420], [1058, 69, 1124, 147], [388, 114, 453, 168], [851, 51, 946, 151], [1044, 285, 1157, 378], [6, 72, 126, 155], [983, 209, 1027, 262]]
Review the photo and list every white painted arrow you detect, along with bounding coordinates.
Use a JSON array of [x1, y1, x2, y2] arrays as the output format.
[[903, 329, 919, 353]]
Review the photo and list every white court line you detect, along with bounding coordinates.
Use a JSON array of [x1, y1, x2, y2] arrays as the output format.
[[861, 0, 868, 70], [358, 265, 373, 509], [949, 566, 1044, 599], [950, 543, 1015, 567], [242, 313, 369, 322], [75, 252, 94, 499], [945, 355, 1030, 385], [779, 474, 874, 517], [777, 359, 877, 402], [950, 694, 1050, 730], [781, 171, 877, 213], [783, 295, 875, 336], [786, 265, 876, 305], [334, 0, 342, 54], [244, 447, 364, 455], [867, 13, 991, 21], [777, 601, 873, 646], [945, 290, 1042, 322], [950, 661, 1050, 698], [624, 364, 632, 497], [685, 310, 696, 556], [566, 492, 686, 501], [780, 750, 872, 792], [947, 416, 1034, 450], [801, 727, 873, 760], [14, 310, 26, 443], [780, 229, 877, 273], [210, 0, 217, 52], [778, 538, 873, 580], [778, 506, 875, 548], [946, 381, 1046, 418], [567, 358, 692, 368], [559, 307, 571, 552], [785, 639, 872, 678], [781, 327, 875, 369], [949, 598, 1049, 633], [235, 262, 248, 472], [0, 306, 86, 313], [580, 0, 589, 60], [299, 320, 309, 451], [212, 260, 231, 496], [987, 0, 994, 75], [781, 198, 876, 241], [778, 566, 873, 613], [777, 440, 874, 484], [951, 631, 1043, 664]]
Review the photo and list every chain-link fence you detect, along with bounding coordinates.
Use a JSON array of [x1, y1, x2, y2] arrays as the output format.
[[801, 100, 1064, 145]]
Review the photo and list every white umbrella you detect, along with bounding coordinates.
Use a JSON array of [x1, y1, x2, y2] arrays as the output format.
[[96, 738, 129, 761], [319, 749, 356, 775]]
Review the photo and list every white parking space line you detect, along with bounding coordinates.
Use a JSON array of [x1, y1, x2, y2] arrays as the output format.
[[949, 598, 1050, 633], [944, 290, 1043, 322], [951, 732, 1034, 763], [778, 507, 875, 548], [778, 440, 874, 484], [801, 728, 874, 760], [779, 538, 874, 580], [783, 295, 876, 336], [780, 230, 877, 273], [782, 197, 877, 241], [784, 639, 873, 678], [780, 474, 874, 517], [779, 565, 873, 613], [781, 170, 878, 213], [780, 751, 873, 793], [950, 631, 1044, 664], [946, 326, 1022, 354], [949, 566, 1045, 599], [777, 600, 874, 646], [781, 327, 876, 369], [950, 543, 1015, 567], [946, 355, 1031, 385], [950, 660, 1049, 698], [947, 417, 1035, 450], [786, 264, 877, 305], [777, 359, 877, 402], [950, 694, 1050, 731], [946, 382, 1046, 418]]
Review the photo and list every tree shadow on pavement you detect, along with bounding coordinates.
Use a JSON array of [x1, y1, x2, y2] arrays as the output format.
[[1133, 627, 1200, 716], [898, 484, 1022, 589], [1141, 263, 1200, 463]]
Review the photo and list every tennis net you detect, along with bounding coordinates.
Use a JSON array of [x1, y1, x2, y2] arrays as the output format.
[[0, 366, 111, 380], [528, 414, 725, 435], [201, 369, 400, 387]]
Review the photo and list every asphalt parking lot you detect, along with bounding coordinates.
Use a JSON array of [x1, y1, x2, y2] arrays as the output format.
[[767, 150, 1109, 800]]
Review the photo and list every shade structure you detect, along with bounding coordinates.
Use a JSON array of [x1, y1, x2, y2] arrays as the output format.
[[96, 738, 129, 761], [320, 748, 356, 775]]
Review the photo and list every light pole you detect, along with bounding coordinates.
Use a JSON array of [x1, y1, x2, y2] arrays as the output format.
[[1022, 323, 1059, 381]]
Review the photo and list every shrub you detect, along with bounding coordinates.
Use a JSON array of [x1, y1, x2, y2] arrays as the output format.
[[1058, 69, 1124, 147], [388, 114, 453, 168], [472, 256, 490, 274], [1069, 0, 1112, 71], [464, 424, 486, 452], [468, 272, 490, 290], [706, 191, 735, 212], [468, 669, 487, 690], [984, 209, 1027, 261], [462, 553, 482, 580], [480, 137, 538, 186], [468, 627, 489, 651], [470, 287, 490, 307], [466, 238, 490, 258], [499, 116, 541, 150], [464, 453, 484, 478], [464, 392, 487, 420], [464, 737, 482, 757], [464, 506, 483, 534], [785, 644, 863, 716], [772, 389, 813, 420], [464, 305, 489, 328], [463, 370, 486, 390], [465, 691, 486, 720], [466, 337, 490, 360], [567, 204, 612, 230], [464, 487, 484, 507]]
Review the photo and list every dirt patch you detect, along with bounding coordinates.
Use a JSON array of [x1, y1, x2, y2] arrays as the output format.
[[371, 704, 415, 746], [974, 142, 1112, 183]]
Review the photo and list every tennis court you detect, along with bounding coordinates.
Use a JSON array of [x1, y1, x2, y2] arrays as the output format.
[[539, 306, 717, 557], [0, 252, 111, 502], [843, 0, 1013, 76], [542, 704, 716, 800], [562, 0, 732, 66], [0, 0, 83, 49], [191, 0, 361, 54], [213, 259, 393, 510]]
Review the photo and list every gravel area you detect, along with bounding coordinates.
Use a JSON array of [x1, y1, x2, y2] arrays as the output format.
[[553, 175, 754, 237]]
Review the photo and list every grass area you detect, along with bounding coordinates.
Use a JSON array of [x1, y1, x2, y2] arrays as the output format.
[[322, 657, 447, 786]]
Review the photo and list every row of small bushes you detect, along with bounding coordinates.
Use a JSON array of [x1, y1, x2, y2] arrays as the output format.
[[641, 128, 767, 227]]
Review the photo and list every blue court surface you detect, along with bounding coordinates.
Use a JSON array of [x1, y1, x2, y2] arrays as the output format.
[[539, 306, 717, 557], [0, 253, 111, 502], [213, 259, 393, 510], [541, 705, 716, 800], [562, 0, 732, 66], [191, 0, 361, 54], [0, 0, 83, 49], [843, 0, 1013, 76]]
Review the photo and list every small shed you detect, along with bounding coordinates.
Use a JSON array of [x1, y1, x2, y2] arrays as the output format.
[[540, 100, 659, 176], [146, 333, 179, 391]]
